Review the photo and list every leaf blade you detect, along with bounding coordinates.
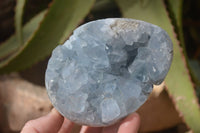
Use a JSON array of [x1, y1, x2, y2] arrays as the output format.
[[15, 0, 26, 45], [0, 11, 46, 60]]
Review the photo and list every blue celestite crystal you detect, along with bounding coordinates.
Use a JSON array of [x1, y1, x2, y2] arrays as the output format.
[[45, 18, 173, 126]]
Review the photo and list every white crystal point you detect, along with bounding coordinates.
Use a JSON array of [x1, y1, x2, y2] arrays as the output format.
[[45, 18, 173, 126]]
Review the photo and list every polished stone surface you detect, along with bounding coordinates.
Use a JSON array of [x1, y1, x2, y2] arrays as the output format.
[[45, 18, 173, 126]]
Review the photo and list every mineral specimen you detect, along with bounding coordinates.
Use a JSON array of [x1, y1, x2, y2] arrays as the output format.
[[45, 18, 173, 126]]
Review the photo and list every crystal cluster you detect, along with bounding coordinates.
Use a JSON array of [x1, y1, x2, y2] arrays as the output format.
[[45, 18, 173, 126]]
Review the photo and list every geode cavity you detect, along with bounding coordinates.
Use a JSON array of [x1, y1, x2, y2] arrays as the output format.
[[45, 18, 173, 126]]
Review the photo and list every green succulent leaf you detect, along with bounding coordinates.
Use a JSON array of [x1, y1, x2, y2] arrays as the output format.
[[15, 0, 26, 45], [167, 0, 200, 98], [167, 0, 183, 28], [0, 11, 46, 61], [59, 0, 95, 43], [0, 0, 29, 61], [0, 0, 95, 73], [115, 0, 200, 132], [166, 0, 185, 51]]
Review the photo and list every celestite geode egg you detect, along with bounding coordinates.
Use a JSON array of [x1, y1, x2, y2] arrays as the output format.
[[45, 18, 173, 126]]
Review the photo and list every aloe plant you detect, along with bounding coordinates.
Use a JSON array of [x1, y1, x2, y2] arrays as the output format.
[[0, 0, 200, 132]]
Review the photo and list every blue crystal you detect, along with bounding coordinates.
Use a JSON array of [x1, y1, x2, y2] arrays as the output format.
[[45, 18, 173, 126]]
